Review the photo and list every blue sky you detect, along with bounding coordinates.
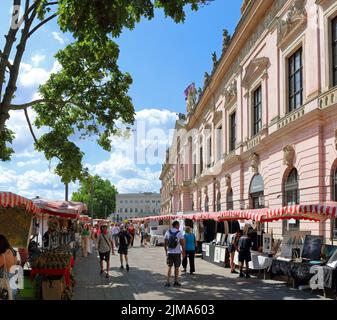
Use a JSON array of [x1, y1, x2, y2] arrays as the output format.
[[0, 0, 242, 200]]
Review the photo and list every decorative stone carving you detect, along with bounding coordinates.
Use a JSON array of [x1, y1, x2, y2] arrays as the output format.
[[249, 152, 259, 174], [203, 72, 211, 90], [225, 174, 231, 187], [242, 57, 270, 89], [283, 145, 295, 167], [224, 79, 237, 101], [212, 52, 218, 69], [222, 29, 231, 54], [186, 83, 197, 113], [277, 0, 307, 46]]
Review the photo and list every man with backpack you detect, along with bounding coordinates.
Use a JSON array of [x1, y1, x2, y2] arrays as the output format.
[[237, 230, 253, 279], [118, 224, 131, 271], [164, 220, 186, 287]]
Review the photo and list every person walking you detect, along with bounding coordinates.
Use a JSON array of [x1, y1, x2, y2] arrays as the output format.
[[229, 230, 241, 274], [128, 223, 135, 247], [237, 231, 253, 278], [81, 224, 90, 257], [97, 225, 114, 278], [164, 220, 186, 287], [182, 226, 196, 275], [111, 223, 120, 248], [118, 224, 131, 271], [0, 235, 18, 300], [140, 222, 146, 247]]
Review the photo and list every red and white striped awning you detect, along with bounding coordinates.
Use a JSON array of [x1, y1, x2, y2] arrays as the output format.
[[32, 198, 85, 219], [0, 192, 41, 215], [263, 203, 337, 222], [218, 209, 268, 222]]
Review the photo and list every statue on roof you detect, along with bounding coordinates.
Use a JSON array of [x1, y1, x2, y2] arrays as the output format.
[[186, 83, 197, 113], [212, 52, 218, 69], [203, 72, 210, 90], [222, 29, 231, 54]]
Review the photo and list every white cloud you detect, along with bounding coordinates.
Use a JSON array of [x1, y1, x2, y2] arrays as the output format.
[[52, 31, 65, 44], [31, 54, 46, 67], [116, 178, 161, 194], [17, 159, 42, 168], [135, 109, 178, 125], [19, 60, 61, 87]]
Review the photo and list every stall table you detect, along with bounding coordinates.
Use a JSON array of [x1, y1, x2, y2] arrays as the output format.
[[202, 243, 230, 268]]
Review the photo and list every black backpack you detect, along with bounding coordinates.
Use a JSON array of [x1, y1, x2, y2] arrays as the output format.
[[168, 230, 179, 249]]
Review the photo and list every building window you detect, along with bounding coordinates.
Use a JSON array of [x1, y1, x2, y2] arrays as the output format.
[[193, 154, 197, 178], [204, 195, 209, 212], [124, 208, 127, 213], [216, 191, 221, 211], [135, 208, 138, 213], [120, 200, 123, 204], [283, 168, 300, 233], [332, 168, 337, 239], [199, 146, 203, 174], [253, 86, 262, 135], [288, 48, 303, 112], [333, 17, 337, 87], [152, 200, 155, 203], [130, 208, 133, 213], [227, 189, 233, 210], [229, 112, 236, 152], [140, 209, 143, 213], [206, 136, 212, 168], [216, 126, 223, 162]]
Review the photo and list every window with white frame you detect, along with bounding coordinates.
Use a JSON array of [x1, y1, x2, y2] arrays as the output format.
[[333, 16, 337, 87], [288, 48, 303, 112], [216, 126, 223, 162], [206, 136, 212, 168], [253, 86, 262, 135], [229, 112, 236, 152]]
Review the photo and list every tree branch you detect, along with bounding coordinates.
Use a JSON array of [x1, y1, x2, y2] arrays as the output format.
[[0, 51, 14, 72], [24, 108, 38, 144], [9, 99, 47, 110], [25, 13, 58, 40]]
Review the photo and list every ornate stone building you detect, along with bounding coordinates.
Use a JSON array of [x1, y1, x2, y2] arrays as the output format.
[[160, 0, 337, 242]]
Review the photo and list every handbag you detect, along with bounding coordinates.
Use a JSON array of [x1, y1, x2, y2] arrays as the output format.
[[0, 254, 13, 300]]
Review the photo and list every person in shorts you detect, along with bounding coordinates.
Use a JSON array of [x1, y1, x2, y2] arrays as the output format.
[[97, 225, 114, 278], [237, 231, 252, 278], [229, 229, 241, 274], [164, 221, 185, 287], [118, 224, 131, 271]]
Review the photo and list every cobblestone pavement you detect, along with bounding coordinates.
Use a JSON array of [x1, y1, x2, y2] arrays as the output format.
[[72, 237, 330, 300]]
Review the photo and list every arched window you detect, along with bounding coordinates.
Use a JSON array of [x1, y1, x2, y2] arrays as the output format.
[[205, 195, 209, 212], [216, 192, 221, 211], [283, 168, 300, 232], [227, 188, 233, 210]]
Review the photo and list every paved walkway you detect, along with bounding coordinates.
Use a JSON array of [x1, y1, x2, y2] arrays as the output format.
[[72, 238, 329, 300]]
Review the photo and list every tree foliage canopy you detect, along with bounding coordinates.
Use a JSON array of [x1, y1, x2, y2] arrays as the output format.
[[0, 0, 212, 184], [71, 174, 118, 219]]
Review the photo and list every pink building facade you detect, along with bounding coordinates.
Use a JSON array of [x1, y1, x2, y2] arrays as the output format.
[[160, 0, 337, 242]]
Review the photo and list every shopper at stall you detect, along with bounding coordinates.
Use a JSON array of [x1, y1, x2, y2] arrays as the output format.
[[229, 230, 241, 274], [98, 225, 114, 278], [42, 229, 52, 250], [182, 226, 196, 275], [164, 220, 186, 287], [0, 235, 18, 300], [237, 231, 253, 279], [128, 223, 135, 247], [118, 224, 131, 271], [81, 224, 90, 257]]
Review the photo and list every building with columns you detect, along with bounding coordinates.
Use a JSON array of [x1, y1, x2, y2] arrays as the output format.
[[160, 0, 337, 242]]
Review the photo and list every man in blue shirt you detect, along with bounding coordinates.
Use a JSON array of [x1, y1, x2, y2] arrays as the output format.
[[164, 221, 186, 287]]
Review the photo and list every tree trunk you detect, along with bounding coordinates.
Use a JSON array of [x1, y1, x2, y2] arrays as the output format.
[[65, 183, 69, 201]]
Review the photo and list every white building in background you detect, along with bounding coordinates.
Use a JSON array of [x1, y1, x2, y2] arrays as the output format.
[[114, 192, 161, 221]]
